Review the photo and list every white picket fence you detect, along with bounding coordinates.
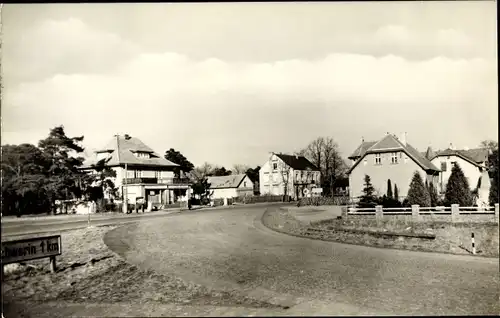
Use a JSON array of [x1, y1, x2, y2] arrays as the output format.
[[346, 204, 499, 223]]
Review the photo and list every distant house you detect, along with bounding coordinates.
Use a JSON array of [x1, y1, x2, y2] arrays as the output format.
[[259, 153, 321, 200], [81, 134, 191, 209], [207, 174, 254, 199], [424, 145, 490, 194], [347, 133, 440, 201]]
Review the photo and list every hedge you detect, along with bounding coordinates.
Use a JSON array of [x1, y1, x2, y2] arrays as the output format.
[[298, 196, 353, 207]]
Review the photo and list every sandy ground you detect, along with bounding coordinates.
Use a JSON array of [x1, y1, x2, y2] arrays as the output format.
[[1, 225, 285, 317]]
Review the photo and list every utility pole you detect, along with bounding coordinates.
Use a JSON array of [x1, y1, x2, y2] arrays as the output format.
[[115, 134, 128, 214]]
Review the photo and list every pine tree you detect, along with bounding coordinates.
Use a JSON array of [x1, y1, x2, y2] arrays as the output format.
[[387, 179, 393, 199], [487, 148, 498, 206], [359, 174, 377, 208], [444, 163, 473, 206], [428, 181, 439, 207], [394, 184, 399, 202], [424, 180, 432, 207], [407, 171, 431, 207]]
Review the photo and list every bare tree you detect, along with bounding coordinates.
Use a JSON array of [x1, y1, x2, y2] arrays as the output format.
[[232, 164, 250, 174], [480, 140, 498, 153], [192, 162, 215, 181], [300, 137, 346, 196]]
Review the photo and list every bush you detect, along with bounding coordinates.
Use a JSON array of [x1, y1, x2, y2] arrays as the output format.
[[298, 195, 353, 206], [377, 195, 402, 208], [233, 194, 285, 204]]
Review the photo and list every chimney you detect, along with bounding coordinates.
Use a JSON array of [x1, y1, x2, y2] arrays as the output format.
[[124, 134, 131, 140], [361, 136, 365, 143], [400, 132, 407, 146], [449, 143, 454, 150]]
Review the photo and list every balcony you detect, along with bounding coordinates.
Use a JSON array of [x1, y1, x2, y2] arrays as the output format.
[[123, 177, 191, 185]]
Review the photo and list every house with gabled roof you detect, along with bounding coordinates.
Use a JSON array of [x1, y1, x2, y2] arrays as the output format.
[[81, 134, 191, 210], [347, 133, 440, 202], [259, 152, 321, 200], [206, 174, 254, 200], [424, 144, 490, 194]]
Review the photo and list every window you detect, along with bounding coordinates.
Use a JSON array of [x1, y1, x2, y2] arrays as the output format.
[[451, 161, 457, 168], [375, 154, 381, 165], [154, 171, 161, 178], [363, 159, 367, 166], [243, 181, 247, 187], [134, 170, 142, 178], [273, 163, 278, 170], [441, 162, 447, 172], [391, 152, 398, 164]]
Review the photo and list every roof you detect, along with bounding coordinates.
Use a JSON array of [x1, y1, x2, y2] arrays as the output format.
[[347, 134, 440, 174], [348, 141, 377, 159], [431, 148, 489, 167], [274, 153, 320, 171], [81, 135, 179, 168], [207, 174, 248, 189]]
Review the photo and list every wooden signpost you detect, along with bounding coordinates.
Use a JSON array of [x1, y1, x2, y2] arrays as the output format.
[[1, 235, 62, 278]]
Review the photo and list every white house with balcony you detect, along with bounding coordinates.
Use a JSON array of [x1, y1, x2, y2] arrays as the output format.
[[259, 153, 321, 200], [81, 134, 191, 209]]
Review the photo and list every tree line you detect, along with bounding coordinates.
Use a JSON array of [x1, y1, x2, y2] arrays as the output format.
[[2, 126, 116, 216]]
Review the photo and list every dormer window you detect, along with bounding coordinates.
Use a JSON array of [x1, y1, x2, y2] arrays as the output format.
[[134, 151, 150, 159]]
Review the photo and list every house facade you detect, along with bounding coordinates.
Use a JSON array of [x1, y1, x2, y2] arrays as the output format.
[[347, 133, 440, 201], [426, 146, 489, 194], [207, 174, 254, 199], [81, 134, 191, 209], [259, 153, 321, 200]]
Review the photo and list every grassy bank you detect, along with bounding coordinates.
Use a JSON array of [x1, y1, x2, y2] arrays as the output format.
[[262, 208, 499, 257]]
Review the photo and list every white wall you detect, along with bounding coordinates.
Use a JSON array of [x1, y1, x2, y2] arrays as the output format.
[[259, 154, 321, 198], [431, 155, 482, 192], [349, 152, 429, 200], [211, 188, 239, 199]]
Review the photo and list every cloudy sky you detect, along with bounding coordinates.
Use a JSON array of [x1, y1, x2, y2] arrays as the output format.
[[1, 2, 497, 168]]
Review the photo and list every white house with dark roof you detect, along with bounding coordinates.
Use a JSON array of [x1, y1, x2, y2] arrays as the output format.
[[259, 153, 321, 200], [81, 134, 191, 209], [347, 133, 441, 201], [206, 174, 254, 199], [424, 144, 490, 194]]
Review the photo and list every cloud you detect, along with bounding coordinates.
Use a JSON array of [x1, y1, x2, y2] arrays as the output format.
[[3, 48, 496, 166], [2, 17, 141, 84], [1, 17, 497, 166]]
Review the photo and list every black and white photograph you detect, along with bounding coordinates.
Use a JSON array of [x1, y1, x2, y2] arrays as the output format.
[[1, 1, 498, 316]]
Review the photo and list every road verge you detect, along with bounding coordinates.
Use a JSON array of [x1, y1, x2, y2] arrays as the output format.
[[261, 207, 499, 258]]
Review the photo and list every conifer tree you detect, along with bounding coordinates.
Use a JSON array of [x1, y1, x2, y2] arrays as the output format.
[[359, 174, 377, 208], [387, 179, 393, 199], [407, 171, 431, 207], [444, 163, 473, 206]]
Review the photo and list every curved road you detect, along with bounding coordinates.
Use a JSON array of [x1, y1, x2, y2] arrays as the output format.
[[105, 205, 499, 315]]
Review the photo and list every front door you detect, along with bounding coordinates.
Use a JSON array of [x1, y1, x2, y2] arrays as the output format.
[[148, 190, 160, 205]]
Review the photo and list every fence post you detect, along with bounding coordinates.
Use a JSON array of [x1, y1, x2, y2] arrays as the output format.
[[451, 204, 460, 223], [375, 205, 383, 225], [411, 205, 420, 222], [495, 203, 499, 222], [341, 206, 348, 219]]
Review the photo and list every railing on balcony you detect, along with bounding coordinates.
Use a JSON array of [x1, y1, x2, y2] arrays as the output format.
[[123, 178, 158, 184], [158, 177, 191, 185], [123, 177, 191, 185]]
